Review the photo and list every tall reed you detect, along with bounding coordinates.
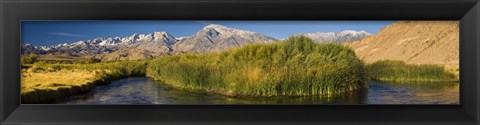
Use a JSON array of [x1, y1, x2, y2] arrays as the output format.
[[147, 36, 368, 97], [366, 60, 458, 82]]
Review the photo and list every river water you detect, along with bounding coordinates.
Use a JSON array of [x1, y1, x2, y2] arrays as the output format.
[[60, 77, 459, 104]]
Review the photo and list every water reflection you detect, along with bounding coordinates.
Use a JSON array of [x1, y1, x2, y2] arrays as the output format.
[[60, 77, 459, 104], [364, 81, 459, 104]]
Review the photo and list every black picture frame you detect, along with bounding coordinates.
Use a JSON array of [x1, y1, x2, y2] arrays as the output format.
[[1, 0, 479, 125]]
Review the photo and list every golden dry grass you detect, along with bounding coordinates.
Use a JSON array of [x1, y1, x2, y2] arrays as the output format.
[[21, 69, 98, 94], [20, 60, 148, 103]]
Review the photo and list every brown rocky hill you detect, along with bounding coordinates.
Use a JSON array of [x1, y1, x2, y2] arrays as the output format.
[[344, 21, 459, 68]]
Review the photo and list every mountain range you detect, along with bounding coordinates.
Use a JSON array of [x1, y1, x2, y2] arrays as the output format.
[[299, 30, 371, 43], [22, 24, 371, 60]]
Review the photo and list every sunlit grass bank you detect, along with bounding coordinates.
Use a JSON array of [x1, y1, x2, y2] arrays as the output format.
[[21, 61, 148, 103], [21, 70, 97, 103], [147, 36, 369, 97], [366, 60, 458, 82]]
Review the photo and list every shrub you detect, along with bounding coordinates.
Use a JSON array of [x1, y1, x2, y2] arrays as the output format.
[[21, 54, 39, 64]]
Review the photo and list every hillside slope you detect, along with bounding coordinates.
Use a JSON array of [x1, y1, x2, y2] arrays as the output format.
[[344, 21, 459, 67]]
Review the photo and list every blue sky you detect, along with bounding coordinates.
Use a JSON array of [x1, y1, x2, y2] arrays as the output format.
[[22, 21, 395, 46]]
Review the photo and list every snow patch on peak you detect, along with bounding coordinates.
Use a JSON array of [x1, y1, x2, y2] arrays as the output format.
[[176, 36, 188, 41], [154, 31, 167, 35], [198, 24, 259, 39], [203, 24, 229, 29], [153, 31, 172, 38], [340, 30, 357, 33], [339, 30, 372, 36]]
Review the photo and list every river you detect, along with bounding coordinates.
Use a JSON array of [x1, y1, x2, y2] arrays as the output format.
[[59, 77, 459, 104]]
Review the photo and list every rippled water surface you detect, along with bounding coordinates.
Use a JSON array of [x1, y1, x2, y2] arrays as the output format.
[[60, 77, 459, 104]]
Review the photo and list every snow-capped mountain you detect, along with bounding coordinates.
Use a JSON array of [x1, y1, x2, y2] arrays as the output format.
[[22, 31, 177, 57], [301, 30, 372, 43], [22, 24, 372, 60], [129, 31, 177, 53], [173, 24, 277, 53]]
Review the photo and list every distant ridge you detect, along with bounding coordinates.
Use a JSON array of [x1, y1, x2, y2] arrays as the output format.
[[22, 24, 373, 60], [22, 31, 177, 57], [300, 30, 372, 43]]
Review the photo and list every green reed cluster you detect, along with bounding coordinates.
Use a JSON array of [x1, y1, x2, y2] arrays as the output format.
[[147, 36, 368, 97], [366, 60, 458, 82]]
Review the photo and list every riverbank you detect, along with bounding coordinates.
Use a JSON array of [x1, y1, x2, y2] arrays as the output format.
[[21, 61, 148, 103], [21, 70, 97, 103]]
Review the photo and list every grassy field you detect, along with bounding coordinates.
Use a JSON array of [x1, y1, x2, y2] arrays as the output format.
[[366, 60, 458, 82], [147, 36, 369, 97]]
